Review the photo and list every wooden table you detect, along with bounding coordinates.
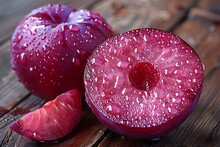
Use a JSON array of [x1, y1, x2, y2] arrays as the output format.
[[0, 0, 220, 146]]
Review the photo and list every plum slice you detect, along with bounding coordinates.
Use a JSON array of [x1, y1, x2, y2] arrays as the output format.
[[10, 89, 82, 141]]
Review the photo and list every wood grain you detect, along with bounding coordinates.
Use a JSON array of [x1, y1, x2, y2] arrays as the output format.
[[92, 0, 197, 33]]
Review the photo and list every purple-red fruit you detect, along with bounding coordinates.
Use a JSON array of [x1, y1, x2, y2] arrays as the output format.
[[10, 4, 114, 100], [10, 89, 82, 141], [84, 28, 204, 139]]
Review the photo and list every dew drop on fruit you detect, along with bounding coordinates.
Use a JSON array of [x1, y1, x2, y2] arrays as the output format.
[[106, 104, 121, 116], [30, 26, 38, 35], [202, 63, 205, 70], [33, 132, 37, 138], [21, 43, 28, 50], [192, 78, 196, 83], [76, 19, 84, 23], [167, 107, 171, 113], [29, 67, 33, 72], [17, 35, 23, 43], [72, 57, 75, 63], [20, 52, 26, 64], [41, 36, 46, 40], [42, 45, 48, 54]]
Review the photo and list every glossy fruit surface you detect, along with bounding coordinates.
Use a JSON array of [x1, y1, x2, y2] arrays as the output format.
[[84, 28, 204, 139], [10, 4, 114, 100], [10, 89, 82, 141]]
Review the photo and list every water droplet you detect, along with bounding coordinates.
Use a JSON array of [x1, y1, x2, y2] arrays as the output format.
[[164, 69, 167, 75], [72, 57, 75, 63], [20, 53, 26, 64], [35, 50, 40, 57], [176, 79, 181, 83], [30, 67, 33, 72], [143, 35, 147, 42], [175, 62, 180, 67], [134, 48, 138, 53], [106, 104, 121, 115], [202, 64, 205, 70], [91, 58, 96, 64], [42, 45, 48, 53], [41, 36, 46, 40], [117, 62, 122, 67], [30, 26, 37, 35], [69, 25, 79, 32], [21, 43, 28, 50], [154, 92, 158, 98], [121, 88, 126, 94], [17, 35, 23, 42], [168, 107, 171, 113], [76, 19, 84, 23], [192, 78, 196, 83]]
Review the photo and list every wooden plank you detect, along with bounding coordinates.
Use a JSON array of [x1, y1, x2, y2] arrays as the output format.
[[173, 18, 211, 48], [196, 0, 220, 12], [0, 41, 29, 109], [194, 26, 220, 75], [188, 0, 220, 23], [0, 42, 11, 80], [98, 132, 152, 147], [0, 40, 29, 109], [92, 0, 197, 33]]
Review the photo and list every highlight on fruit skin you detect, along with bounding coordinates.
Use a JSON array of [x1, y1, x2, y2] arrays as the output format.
[[10, 89, 82, 142], [10, 4, 114, 101], [84, 28, 204, 139]]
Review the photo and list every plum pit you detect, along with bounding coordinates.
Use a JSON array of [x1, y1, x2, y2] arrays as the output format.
[[129, 62, 160, 91]]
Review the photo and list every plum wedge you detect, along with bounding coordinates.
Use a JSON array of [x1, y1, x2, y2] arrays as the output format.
[[10, 89, 82, 141]]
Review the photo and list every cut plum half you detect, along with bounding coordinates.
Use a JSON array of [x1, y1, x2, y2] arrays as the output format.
[[84, 28, 204, 139], [10, 89, 82, 141]]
